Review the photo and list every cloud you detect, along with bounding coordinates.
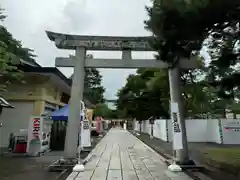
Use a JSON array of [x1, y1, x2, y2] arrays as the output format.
[[1, 0, 153, 99], [62, 0, 94, 32], [100, 69, 137, 99]]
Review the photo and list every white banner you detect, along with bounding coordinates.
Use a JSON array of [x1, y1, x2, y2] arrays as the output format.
[[81, 120, 91, 147], [171, 102, 183, 150], [27, 116, 43, 155], [79, 109, 91, 149]]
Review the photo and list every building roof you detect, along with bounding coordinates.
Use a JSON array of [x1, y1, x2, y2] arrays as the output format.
[[21, 66, 71, 86], [20, 59, 41, 67], [0, 97, 14, 108]]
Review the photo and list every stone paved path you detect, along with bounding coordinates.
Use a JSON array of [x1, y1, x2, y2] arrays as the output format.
[[66, 128, 193, 180]]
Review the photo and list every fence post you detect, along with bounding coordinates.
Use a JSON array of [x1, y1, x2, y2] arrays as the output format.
[[139, 120, 142, 133], [218, 119, 224, 144], [166, 119, 169, 142]]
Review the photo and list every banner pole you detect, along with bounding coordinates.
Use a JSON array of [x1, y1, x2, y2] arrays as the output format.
[[73, 101, 85, 172], [168, 102, 182, 172]]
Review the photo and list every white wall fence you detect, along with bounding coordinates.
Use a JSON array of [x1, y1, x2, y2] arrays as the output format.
[[134, 119, 240, 144]]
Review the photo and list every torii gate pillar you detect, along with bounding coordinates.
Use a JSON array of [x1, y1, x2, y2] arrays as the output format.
[[65, 47, 86, 158]]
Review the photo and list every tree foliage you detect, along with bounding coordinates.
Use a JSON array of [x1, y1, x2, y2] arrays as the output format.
[[115, 66, 224, 119], [84, 68, 105, 105], [119, 0, 240, 120], [206, 17, 240, 99], [116, 69, 170, 120], [93, 103, 117, 119], [0, 7, 36, 95], [145, 0, 240, 99], [116, 0, 240, 119]]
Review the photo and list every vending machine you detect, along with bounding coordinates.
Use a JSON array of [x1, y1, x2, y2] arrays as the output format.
[[12, 129, 28, 153]]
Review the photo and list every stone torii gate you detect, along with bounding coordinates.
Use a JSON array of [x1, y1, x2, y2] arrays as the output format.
[[46, 31, 198, 160]]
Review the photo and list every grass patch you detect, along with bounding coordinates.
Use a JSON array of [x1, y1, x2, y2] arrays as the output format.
[[203, 147, 240, 167], [202, 147, 240, 176]]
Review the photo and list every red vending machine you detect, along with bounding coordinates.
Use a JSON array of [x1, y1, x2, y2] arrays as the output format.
[[13, 135, 27, 153]]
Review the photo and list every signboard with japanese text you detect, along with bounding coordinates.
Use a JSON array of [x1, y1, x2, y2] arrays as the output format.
[[27, 116, 43, 156], [46, 31, 152, 51], [83, 120, 89, 130], [224, 121, 240, 131], [171, 102, 183, 150], [59, 39, 151, 51], [81, 120, 91, 148], [221, 120, 240, 144]]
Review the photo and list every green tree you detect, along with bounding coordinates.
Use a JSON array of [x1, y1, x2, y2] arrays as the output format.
[[116, 69, 170, 120], [205, 19, 240, 108], [118, 67, 215, 119], [198, 2, 240, 118], [145, 0, 240, 96], [93, 103, 117, 119], [0, 8, 36, 95], [231, 103, 240, 115], [84, 68, 105, 105]]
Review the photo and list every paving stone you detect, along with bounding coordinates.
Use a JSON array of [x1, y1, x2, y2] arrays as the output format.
[[150, 171, 168, 180], [135, 169, 154, 180], [107, 170, 122, 180], [96, 144, 111, 170], [165, 170, 193, 180], [109, 145, 121, 170], [120, 151, 134, 170], [84, 144, 107, 170], [67, 128, 193, 180], [91, 167, 108, 180], [122, 170, 138, 180], [66, 172, 79, 180], [75, 170, 93, 180]]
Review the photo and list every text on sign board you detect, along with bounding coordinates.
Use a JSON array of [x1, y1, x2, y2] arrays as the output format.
[[32, 118, 40, 139]]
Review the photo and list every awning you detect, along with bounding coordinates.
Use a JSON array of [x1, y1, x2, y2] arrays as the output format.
[[48, 104, 69, 121], [0, 97, 14, 108], [48, 104, 83, 121]]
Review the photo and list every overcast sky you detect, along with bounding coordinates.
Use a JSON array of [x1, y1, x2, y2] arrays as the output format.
[[1, 0, 156, 99]]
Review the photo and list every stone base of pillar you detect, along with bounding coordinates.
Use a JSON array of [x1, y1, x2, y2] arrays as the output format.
[[175, 159, 195, 166], [81, 146, 91, 152], [48, 157, 77, 172], [168, 163, 182, 172], [73, 164, 84, 172]]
